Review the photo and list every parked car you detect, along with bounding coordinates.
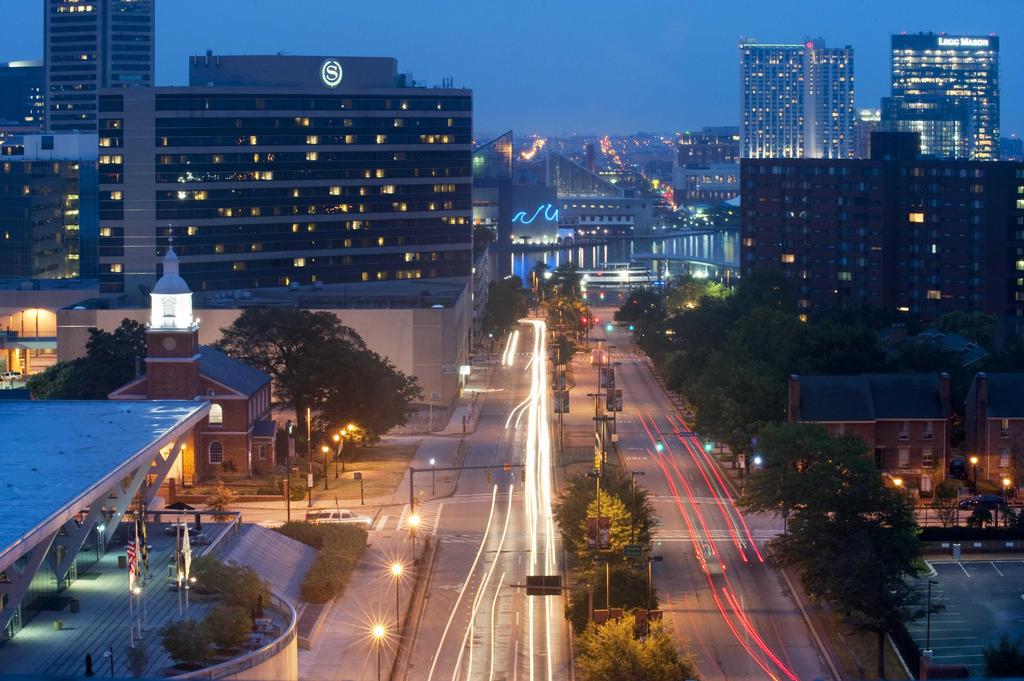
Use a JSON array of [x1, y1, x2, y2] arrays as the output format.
[[0, 371, 23, 381], [958, 493, 1007, 511], [304, 509, 372, 526]]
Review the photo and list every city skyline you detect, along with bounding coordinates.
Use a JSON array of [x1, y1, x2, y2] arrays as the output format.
[[0, 0, 1020, 135]]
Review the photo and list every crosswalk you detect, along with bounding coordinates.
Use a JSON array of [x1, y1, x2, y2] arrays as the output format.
[[652, 528, 779, 542]]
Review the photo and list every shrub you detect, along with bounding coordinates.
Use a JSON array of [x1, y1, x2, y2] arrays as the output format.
[[984, 633, 1024, 677], [189, 555, 268, 609], [202, 604, 252, 652], [160, 619, 211, 669], [207, 480, 238, 521], [126, 646, 147, 677], [274, 523, 367, 603]]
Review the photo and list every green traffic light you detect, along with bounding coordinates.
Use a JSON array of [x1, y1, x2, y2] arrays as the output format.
[[703, 441, 714, 453], [655, 442, 665, 452]]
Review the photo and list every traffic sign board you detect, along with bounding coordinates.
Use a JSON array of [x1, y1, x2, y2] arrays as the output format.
[[624, 544, 643, 558]]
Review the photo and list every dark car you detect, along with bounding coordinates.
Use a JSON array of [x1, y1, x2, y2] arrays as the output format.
[[958, 493, 1007, 511], [948, 458, 967, 480]]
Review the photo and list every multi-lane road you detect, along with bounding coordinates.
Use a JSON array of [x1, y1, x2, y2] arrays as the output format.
[[403, 310, 831, 681], [404, 319, 568, 681], [595, 309, 832, 680]]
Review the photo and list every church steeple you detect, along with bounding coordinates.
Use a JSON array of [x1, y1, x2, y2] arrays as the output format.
[[150, 240, 195, 330]]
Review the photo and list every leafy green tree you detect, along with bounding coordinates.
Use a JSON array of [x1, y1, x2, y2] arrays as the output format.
[[27, 318, 146, 399], [666, 274, 727, 312], [931, 478, 961, 528], [554, 471, 655, 562], [566, 563, 657, 634], [215, 308, 419, 440], [472, 224, 495, 258], [576, 616, 699, 681], [933, 310, 997, 347], [207, 480, 238, 519], [160, 619, 212, 669], [740, 423, 923, 680], [983, 634, 1024, 677], [615, 288, 664, 325], [580, 491, 634, 561], [482, 277, 528, 336], [202, 605, 252, 652]]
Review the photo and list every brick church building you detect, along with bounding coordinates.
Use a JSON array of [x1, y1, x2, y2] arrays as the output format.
[[110, 245, 276, 481]]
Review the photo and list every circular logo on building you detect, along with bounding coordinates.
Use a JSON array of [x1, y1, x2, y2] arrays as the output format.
[[320, 59, 343, 88]]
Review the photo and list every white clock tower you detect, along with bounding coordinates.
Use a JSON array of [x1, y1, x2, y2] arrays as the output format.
[[145, 242, 200, 399]]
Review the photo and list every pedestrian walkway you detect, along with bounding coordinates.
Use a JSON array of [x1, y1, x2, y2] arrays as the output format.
[[218, 524, 316, 607], [298, 536, 418, 681]]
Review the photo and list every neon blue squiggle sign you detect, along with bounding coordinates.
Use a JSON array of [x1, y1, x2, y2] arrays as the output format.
[[512, 203, 560, 224]]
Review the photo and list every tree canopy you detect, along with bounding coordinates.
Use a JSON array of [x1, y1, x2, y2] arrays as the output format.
[[27, 318, 146, 399], [482, 276, 528, 337], [215, 307, 419, 440], [576, 616, 699, 681], [740, 423, 923, 679]]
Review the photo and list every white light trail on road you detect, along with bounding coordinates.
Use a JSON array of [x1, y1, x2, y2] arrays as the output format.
[[503, 329, 521, 367], [426, 486, 499, 681], [488, 571, 506, 681], [456, 485, 514, 681], [522, 319, 558, 681]]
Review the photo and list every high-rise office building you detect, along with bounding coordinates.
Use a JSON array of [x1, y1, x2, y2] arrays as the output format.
[[887, 33, 999, 160], [96, 54, 472, 297], [0, 61, 45, 130], [853, 108, 880, 159], [0, 133, 98, 279], [740, 39, 855, 159], [44, 0, 154, 133]]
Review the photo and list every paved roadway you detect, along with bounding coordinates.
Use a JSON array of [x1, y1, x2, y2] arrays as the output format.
[[593, 309, 832, 681], [404, 320, 569, 681]]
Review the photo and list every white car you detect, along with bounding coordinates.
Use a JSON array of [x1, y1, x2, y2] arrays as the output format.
[[0, 371, 23, 381], [305, 509, 372, 526]]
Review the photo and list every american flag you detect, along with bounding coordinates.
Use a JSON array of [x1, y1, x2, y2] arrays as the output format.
[[126, 540, 137, 592]]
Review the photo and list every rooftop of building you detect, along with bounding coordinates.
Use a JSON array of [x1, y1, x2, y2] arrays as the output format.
[[794, 373, 948, 422], [973, 373, 1024, 418], [0, 400, 207, 554], [65, 278, 469, 312], [197, 346, 271, 394]]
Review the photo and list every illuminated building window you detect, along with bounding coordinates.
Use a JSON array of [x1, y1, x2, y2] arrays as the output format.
[[306, 135, 319, 145], [214, 244, 224, 254], [362, 272, 370, 282], [187, 226, 198, 236], [926, 290, 942, 300], [375, 169, 385, 178], [296, 117, 310, 127], [377, 237, 385, 246], [194, 191, 207, 201], [249, 136, 258, 145], [232, 262, 245, 271], [110, 191, 122, 200], [109, 263, 123, 273], [294, 258, 306, 267], [345, 135, 355, 144], [100, 227, 113, 237], [209, 404, 223, 425], [838, 272, 852, 281], [781, 253, 796, 263], [344, 239, 352, 247], [908, 212, 925, 223], [382, 185, 396, 194], [376, 135, 386, 144], [393, 119, 404, 128], [330, 186, 341, 196], [306, 151, 318, 161]]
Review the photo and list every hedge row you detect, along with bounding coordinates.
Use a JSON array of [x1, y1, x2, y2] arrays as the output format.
[[274, 522, 368, 603]]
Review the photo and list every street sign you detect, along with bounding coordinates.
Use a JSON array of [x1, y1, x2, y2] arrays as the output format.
[[353, 472, 362, 480], [459, 364, 471, 376], [553, 372, 567, 390], [606, 389, 623, 412], [599, 367, 615, 389], [526, 574, 562, 596], [554, 390, 569, 413], [624, 544, 643, 558], [738, 454, 746, 470], [307, 473, 314, 488], [441, 364, 456, 375], [430, 391, 442, 402]]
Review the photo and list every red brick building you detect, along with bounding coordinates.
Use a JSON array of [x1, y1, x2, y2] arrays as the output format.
[[110, 246, 276, 481], [787, 372, 951, 494], [965, 372, 1024, 486]]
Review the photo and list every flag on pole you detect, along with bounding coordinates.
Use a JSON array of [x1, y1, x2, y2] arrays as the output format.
[[181, 519, 192, 584], [136, 513, 149, 575], [133, 519, 142, 584], [126, 539, 137, 592]]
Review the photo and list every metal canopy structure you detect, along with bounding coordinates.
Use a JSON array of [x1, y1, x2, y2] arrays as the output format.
[[0, 400, 209, 637]]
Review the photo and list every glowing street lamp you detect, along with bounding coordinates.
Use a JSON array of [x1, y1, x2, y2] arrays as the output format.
[[409, 513, 421, 560], [1003, 477, 1013, 502], [893, 477, 904, 489], [372, 624, 387, 681], [389, 562, 404, 627], [321, 445, 330, 490], [969, 455, 979, 493]]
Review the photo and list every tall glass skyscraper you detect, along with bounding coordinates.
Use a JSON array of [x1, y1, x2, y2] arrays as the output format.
[[44, 0, 154, 133], [740, 39, 855, 159], [888, 33, 999, 160]]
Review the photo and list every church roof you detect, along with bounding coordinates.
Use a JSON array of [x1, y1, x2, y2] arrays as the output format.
[[198, 346, 271, 395]]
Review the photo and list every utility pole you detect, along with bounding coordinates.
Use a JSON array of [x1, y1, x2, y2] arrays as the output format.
[[306, 407, 313, 507], [285, 420, 295, 523]]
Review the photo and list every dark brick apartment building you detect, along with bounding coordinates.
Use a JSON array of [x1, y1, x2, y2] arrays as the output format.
[[742, 133, 1024, 324]]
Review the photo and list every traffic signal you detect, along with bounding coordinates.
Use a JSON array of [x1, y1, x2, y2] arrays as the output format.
[[655, 442, 665, 453], [503, 463, 511, 472], [486, 470, 493, 483], [704, 441, 714, 453]]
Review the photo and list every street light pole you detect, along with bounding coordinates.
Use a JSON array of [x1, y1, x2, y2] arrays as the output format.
[[321, 446, 329, 491], [647, 555, 663, 611], [631, 471, 646, 544], [925, 578, 938, 653], [970, 455, 979, 494]]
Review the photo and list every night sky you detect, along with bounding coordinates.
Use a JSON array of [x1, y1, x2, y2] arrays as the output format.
[[3, 0, 1020, 135]]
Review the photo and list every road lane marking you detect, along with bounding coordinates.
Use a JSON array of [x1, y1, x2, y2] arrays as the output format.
[[991, 562, 1004, 576], [957, 562, 970, 577]]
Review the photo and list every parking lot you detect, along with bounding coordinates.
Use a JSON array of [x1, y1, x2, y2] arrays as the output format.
[[907, 560, 1024, 675]]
